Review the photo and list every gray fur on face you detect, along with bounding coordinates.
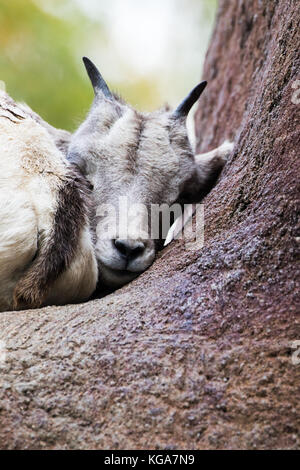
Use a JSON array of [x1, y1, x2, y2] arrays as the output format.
[[68, 58, 213, 288]]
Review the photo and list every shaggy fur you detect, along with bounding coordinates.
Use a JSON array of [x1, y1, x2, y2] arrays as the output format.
[[0, 91, 97, 311]]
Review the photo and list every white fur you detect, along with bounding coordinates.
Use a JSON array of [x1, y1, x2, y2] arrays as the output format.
[[0, 93, 97, 311]]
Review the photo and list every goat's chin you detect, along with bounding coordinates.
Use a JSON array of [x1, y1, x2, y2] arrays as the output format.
[[99, 264, 140, 288]]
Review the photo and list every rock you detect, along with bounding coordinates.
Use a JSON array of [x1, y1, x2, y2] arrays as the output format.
[[0, 0, 299, 449]]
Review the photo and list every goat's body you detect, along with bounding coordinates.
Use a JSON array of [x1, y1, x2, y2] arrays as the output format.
[[0, 190, 37, 311], [0, 92, 97, 311]]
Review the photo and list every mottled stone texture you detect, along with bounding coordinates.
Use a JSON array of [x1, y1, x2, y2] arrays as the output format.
[[0, 0, 299, 450]]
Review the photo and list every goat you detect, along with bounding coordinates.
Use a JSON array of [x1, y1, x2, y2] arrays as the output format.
[[0, 58, 234, 311], [68, 57, 234, 289]]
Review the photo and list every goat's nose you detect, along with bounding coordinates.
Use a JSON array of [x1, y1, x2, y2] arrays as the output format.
[[114, 239, 146, 261]]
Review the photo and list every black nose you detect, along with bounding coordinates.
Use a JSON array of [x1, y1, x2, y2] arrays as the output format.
[[114, 239, 146, 261]]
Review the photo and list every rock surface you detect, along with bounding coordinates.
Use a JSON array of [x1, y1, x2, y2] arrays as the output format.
[[0, 0, 299, 449]]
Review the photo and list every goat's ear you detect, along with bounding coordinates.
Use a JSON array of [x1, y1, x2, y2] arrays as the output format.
[[178, 168, 222, 204], [82, 57, 113, 100], [178, 143, 233, 203], [177, 171, 207, 204], [67, 148, 88, 175], [173, 81, 207, 119]]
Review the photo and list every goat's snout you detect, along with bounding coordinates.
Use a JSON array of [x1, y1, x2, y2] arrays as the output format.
[[96, 236, 155, 287], [114, 239, 146, 262]]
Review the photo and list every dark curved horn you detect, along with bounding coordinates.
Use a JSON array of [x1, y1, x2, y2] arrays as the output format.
[[82, 57, 113, 100], [173, 81, 207, 118]]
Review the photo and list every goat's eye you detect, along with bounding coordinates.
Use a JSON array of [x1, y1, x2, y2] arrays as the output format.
[[88, 182, 94, 191]]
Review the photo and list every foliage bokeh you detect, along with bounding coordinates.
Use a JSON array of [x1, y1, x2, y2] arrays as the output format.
[[0, 0, 217, 130]]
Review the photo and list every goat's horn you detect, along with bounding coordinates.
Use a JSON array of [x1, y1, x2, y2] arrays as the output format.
[[82, 57, 113, 100], [173, 81, 207, 118]]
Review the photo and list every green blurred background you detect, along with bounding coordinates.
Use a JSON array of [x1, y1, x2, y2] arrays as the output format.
[[0, 0, 217, 132]]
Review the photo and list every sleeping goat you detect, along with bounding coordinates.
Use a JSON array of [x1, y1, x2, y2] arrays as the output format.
[[0, 58, 234, 311]]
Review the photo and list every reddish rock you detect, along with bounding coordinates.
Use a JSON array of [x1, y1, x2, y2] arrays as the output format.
[[0, 0, 299, 449]]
